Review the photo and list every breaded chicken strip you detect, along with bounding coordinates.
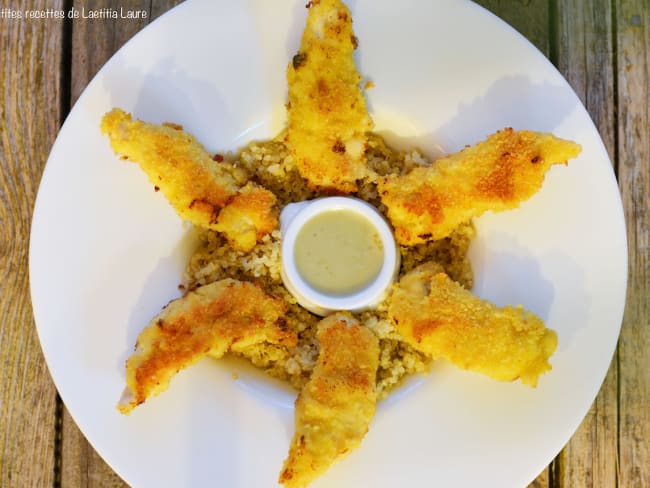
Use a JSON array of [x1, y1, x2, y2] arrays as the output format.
[[285, 0, 373, 193], [378, 128, 582, 245], [279, 313, 379, 487], [101, 108, 239, 224], [215, 182, 278, 252], [101, 108, 278, 250], [118, 279, 296, 414], [389, 263, 557, 386]]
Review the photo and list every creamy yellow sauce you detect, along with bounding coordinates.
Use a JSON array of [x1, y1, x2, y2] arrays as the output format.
[[294, 209, 384, 295]]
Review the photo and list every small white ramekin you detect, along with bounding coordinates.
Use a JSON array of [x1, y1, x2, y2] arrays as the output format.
[[280, 196, 400, 316]]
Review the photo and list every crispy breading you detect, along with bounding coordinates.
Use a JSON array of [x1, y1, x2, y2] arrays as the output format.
[[101, 108, 240, 227], [118, 279, 296, 414], [378, 128, 582, 245], [389, 262, 557, 386], [279, 313, 379, 487], [101, 108, 278, 248], [215, 182, 278, 252], [285, 0, 373, 193]]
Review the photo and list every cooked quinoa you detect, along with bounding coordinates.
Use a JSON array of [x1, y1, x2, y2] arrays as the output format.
[[184, 134, 474, 400]]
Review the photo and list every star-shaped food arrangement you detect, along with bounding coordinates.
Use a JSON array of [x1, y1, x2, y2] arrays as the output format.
[[100, 1, 581, 486]]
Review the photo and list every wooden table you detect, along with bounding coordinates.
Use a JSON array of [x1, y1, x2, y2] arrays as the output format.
[[1, 1, 647, 486]]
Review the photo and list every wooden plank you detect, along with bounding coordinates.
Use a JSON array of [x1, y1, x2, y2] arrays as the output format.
[[616, 1, 650, 487], [527, 467, 550, 488], [552, 1, 620, 487], [0, 1, 64, 486], [556, 0, 616, 160], [555, 366, 619, 487], [61, 4, 184, 486], [70, 0, 153, 106], [474, 0, 550, 56]]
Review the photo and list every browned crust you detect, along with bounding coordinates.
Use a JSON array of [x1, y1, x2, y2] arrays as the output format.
[[216, 183, 279, 252], [285, 0, 373, 193], [388, 263, 557, 386], [119, 279, 295, 414], [101, 108, 278, 246], [378, 128, 582, 245], [279, 313, 379, 487]]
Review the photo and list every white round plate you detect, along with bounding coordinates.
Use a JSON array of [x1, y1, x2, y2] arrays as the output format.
[[30, 0, 627, 487]]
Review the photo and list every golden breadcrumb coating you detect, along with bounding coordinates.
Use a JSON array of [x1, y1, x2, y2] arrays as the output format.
[[215, 182, 279, 252], [118, 279, 296, 414], [389, 263, 557, 386], [279, 313, 379, 487], [285, 0, 373, 193], [378, 128, 582, 245], [101, 108, 278, 249], [101, 108, 239, 226]]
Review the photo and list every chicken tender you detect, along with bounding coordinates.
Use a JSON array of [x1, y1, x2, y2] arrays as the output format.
[[101, 109, 278, 249], [101, 108, 239, 224], [215, 182, 278, 252], [279, 313, 379, 487], [389, 263, 557, 386], [118, 279, 296, 414], [285, 0, 373, 193], [378, 128, 582, 245]]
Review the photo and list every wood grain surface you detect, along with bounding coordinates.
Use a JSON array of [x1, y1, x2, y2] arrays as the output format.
[[1, 1, 647, 487], [0, 1, 63, 486], [616, 2, 650, 487], [552, 1, 620, 487]]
